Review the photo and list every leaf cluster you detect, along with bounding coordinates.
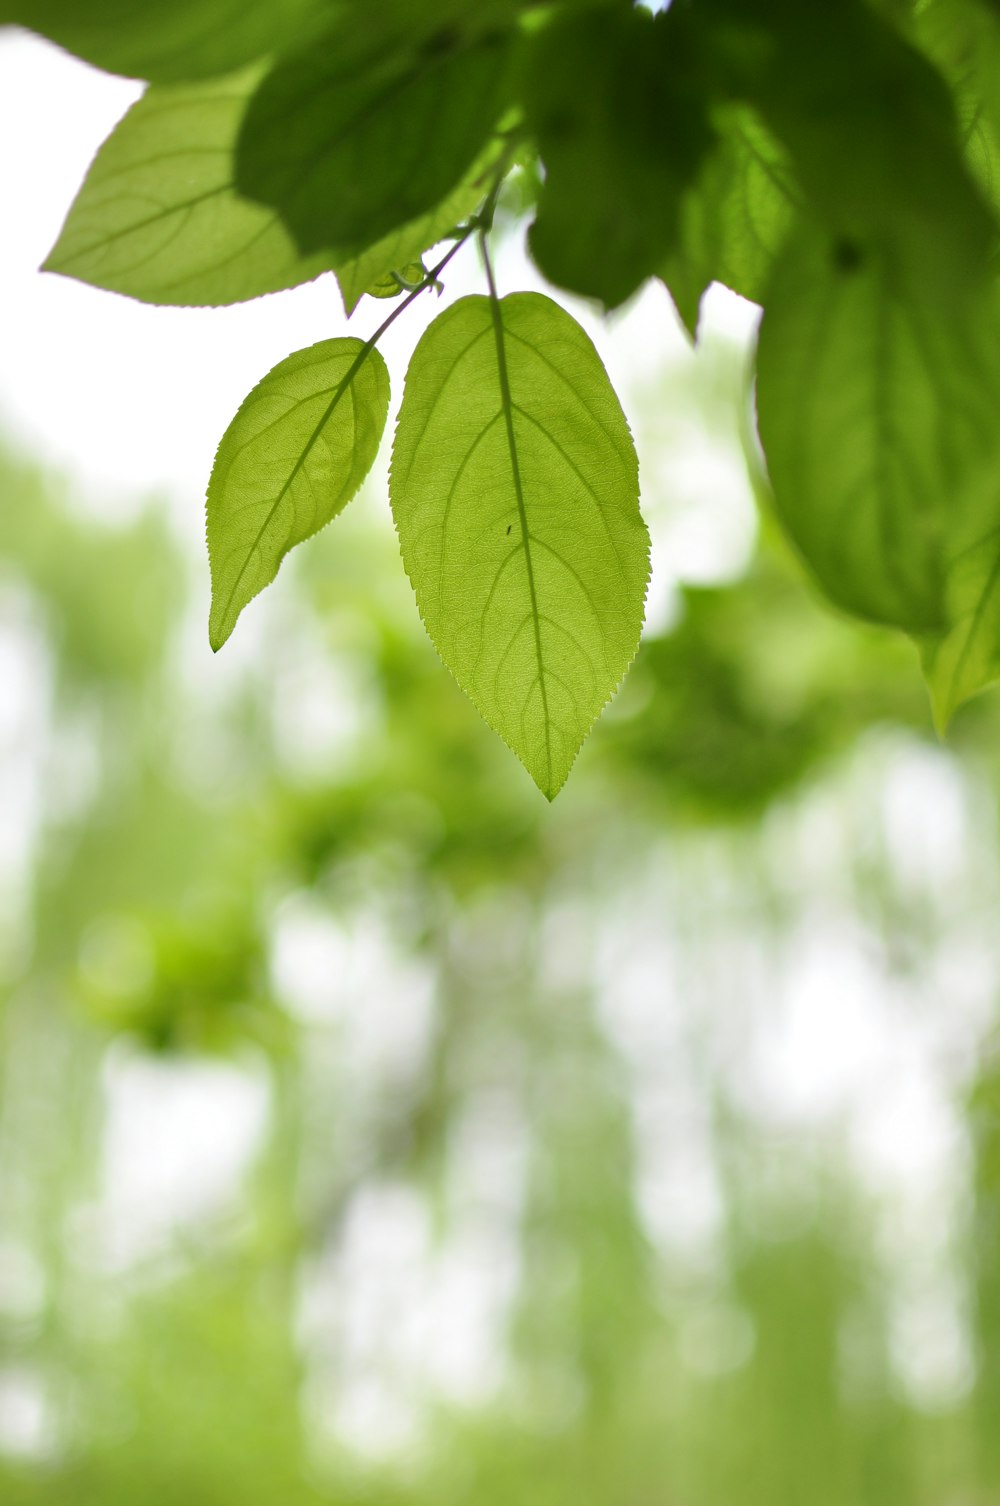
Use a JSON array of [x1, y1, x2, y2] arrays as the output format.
[[18, 0, 1000, 790]]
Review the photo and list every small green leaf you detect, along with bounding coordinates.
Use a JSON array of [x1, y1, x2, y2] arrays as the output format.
[[235, 25, 513, 258], [3, 0, 325, 82], [390, 292, 650, 798], [756, 224, 1000, 631], [920, 523, 1000, 729], [207, 339, 389, 649], [523, 5, 713, 310], [660, 104, 799, 336], [43, 69, 330, 306]]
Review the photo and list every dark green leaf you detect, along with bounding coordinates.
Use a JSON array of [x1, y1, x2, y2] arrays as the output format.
[[390, 293, 649, 798], [523, 5, 713, 310], [333, 149, 497, 315], [43, 68, 331, 307], [660, 104, 799, 336], [3, 0, 327, 82], [756, 224, 1000, 631], [234, 25, 513, 258], [207, 338, 389, 649]]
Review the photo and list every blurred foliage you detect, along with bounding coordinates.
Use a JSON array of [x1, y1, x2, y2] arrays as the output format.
[[3, 401, 1000, 1506]]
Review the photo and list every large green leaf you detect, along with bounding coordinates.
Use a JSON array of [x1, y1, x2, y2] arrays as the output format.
[[234, 25, 513, 258], [3, 0, 327, 82], [43, 69, 330, 306], [523, 5, 712, 310], [916, 0, 1000, 220], [756, 224, 1000, 632], [660, 104, 799, 335], [390, 292, 649, 798], [207, 338, 389, 649]]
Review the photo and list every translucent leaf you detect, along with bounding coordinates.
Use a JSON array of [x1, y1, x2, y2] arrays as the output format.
[[235, 25, 513, 257], [207, 338, 389, 649], [43, 68, 330, 306], [756, 224, 1000, 632], [660, 104, 799, 336], [390, 293, 649, 798], [2, 0, 325, 82], [921, 525, 1000, 728]]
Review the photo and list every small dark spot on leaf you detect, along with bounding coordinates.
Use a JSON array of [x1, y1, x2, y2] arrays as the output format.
[[506, 523, 512, 534], [833, 237, 864, 274], [422, 25, 460, 58]]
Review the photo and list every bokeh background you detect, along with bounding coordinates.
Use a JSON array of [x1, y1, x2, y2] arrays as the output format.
[[5, 26, 1000, 1506]]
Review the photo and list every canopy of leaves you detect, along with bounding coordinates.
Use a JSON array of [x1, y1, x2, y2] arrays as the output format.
[[22, 0, 1000, 783]]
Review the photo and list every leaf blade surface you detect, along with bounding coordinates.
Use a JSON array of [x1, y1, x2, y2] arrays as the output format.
[[390, 292, 649, 797]]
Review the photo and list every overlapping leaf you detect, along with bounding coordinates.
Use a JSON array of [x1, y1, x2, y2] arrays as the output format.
[[390, 292, 649, 798], [235, 24, 513, 257], [660, 105, 799, 335], [523, 4, 712, 310], [334, 150, 498, 315], [3, 0, 325, 82], [44, 68, 330, 306], [207, 339, 389, 649], [756, 224, 1000, 632]]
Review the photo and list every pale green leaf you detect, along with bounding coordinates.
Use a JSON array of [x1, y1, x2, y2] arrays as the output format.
[[921, 523, 1000, 729], [43, 68, 331, 306], [207, 338, 389, 649], [756, 224, 1000, 632], [390, 292, 649, 799]]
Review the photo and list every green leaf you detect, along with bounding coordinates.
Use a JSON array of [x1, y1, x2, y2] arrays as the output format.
[[756, 223, 1000, 631], [43, 68, 331, 306], [915, 0, 1000, 221], [390, 292, 649, 799], [333, 150, 497, 315], [207, 338, 389, 649], [3, 0, 326, 82], [234, 25, 513, 258], [523, 5, 713, 310], [660, 104, 799, 336], [921, 525, 1000, 729]]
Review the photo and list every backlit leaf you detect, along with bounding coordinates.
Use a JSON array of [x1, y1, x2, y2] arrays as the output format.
[[43, 68, 330, 306], [207, 339, 389, 649], [523, 5, 712, 310], [3, 0, 326, 82], [921, 524, 1000, 729], [390, 292, 649, 798], [235, 25, 513, 257], [660, 104, 799, 336], [756, 224, 1000, 631], [334, 150, 498, 315]]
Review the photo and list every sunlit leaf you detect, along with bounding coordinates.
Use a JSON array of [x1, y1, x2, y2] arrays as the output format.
[[334, 150, 498, 315], [43, 68, 330, 306], [207, 338, 389, 649], [756, 224, 1000, 631], [235, 25, 513, 257], [390, 292, 649, 798], [3, 0, 326, 82], [921, 524, 1000, 729]]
